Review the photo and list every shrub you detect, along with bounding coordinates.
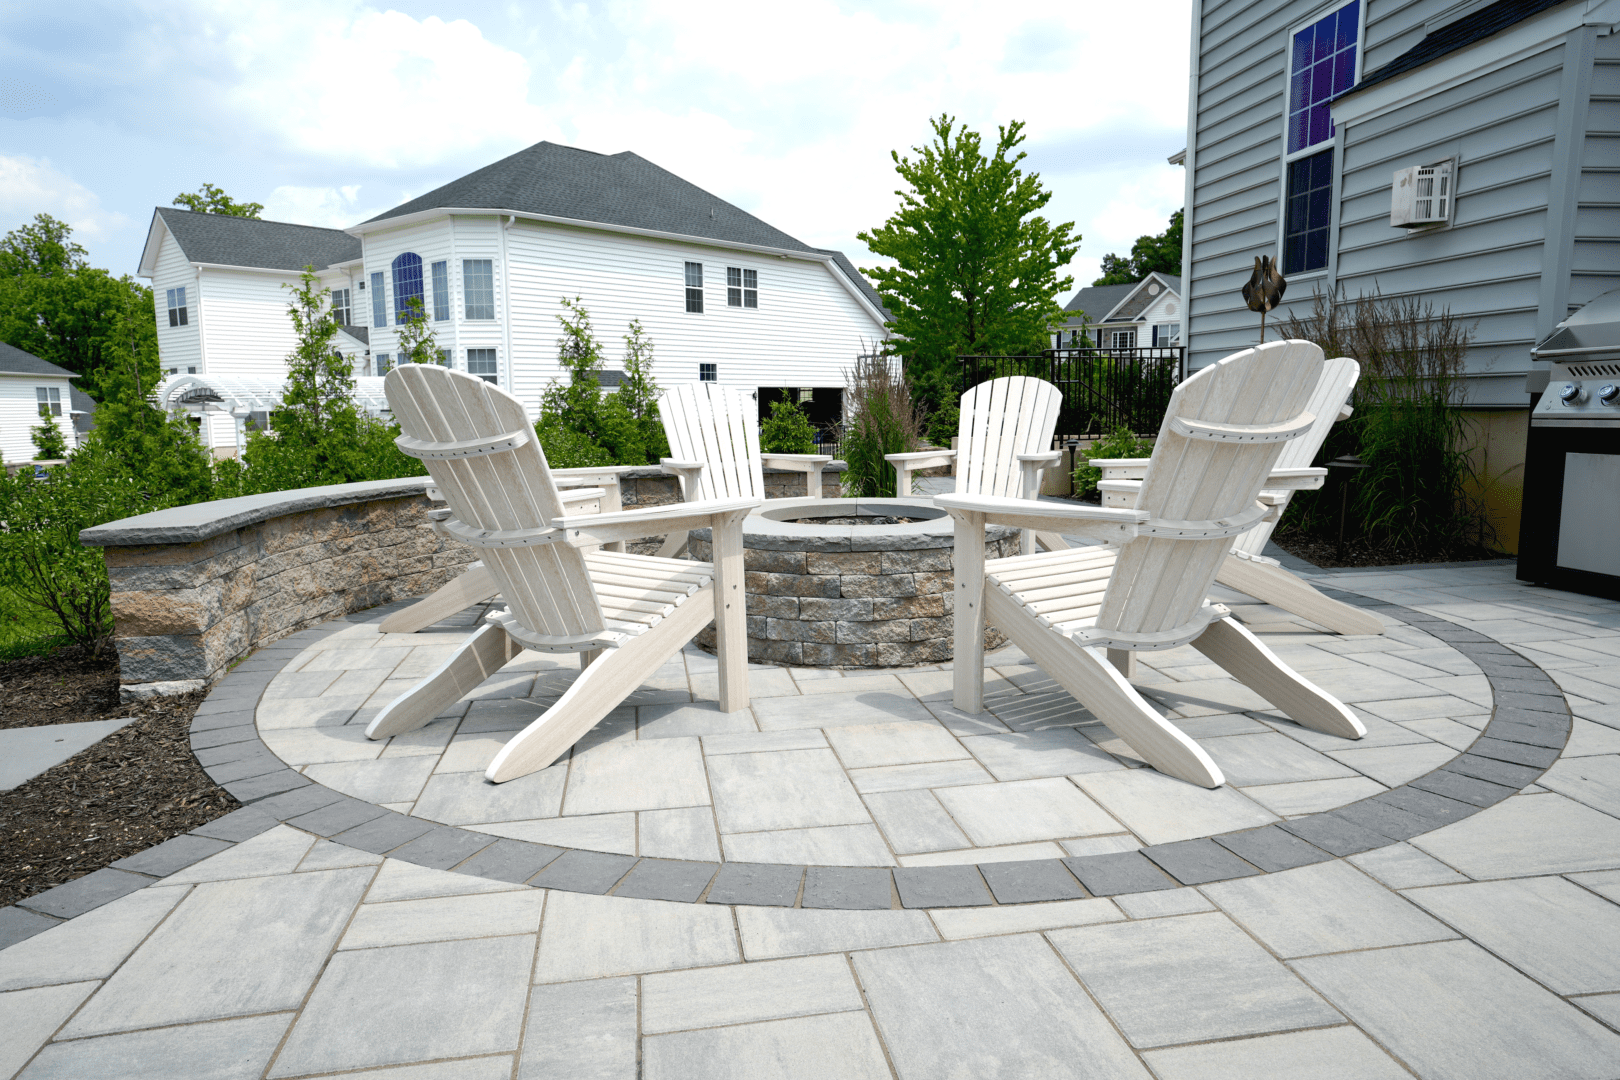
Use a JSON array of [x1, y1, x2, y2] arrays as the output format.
[[924, 399, 959, 448], [30, 418, 68, 460], [537, 298, 669, 467], [841, 354, 920, 498], [535, 413, 614, 468], [1073, 426, 1153, 499], [761, 398, 816, 454]]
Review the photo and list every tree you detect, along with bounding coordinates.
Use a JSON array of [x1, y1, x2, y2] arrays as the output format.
[[395, 296, 441, 365], [29, 416, 68, 460], [1092, 209, 1183, 286], [858, 115, 1080, 413], [536, 299, 667, 467], [0, 213, 85, 277], [172, 183, 264, 218]]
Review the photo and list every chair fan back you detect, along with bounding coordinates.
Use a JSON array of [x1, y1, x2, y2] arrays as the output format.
[[956, 376, 1064, 498], [659, 384, 766, 502]]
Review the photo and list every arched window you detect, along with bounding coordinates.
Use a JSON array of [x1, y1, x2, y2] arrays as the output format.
[[392, 253, 424, 324]]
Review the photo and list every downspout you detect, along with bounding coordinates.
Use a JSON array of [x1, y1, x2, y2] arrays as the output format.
[[1178, 0, 1203, 379], [499, 214, 516, 406], [192, 263, 213, 449]]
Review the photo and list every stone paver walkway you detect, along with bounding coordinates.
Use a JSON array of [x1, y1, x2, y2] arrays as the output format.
[[4, 559, 1620, 1078]]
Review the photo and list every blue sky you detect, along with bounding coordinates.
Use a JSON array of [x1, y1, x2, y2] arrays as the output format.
[[0, 0, 1191, 292]]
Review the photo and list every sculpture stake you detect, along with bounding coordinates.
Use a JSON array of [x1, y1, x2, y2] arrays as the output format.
[[1241, 255, 1287, 343]]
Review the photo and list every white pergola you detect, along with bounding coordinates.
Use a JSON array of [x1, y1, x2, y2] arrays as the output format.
[[153, 375, 394, 456]]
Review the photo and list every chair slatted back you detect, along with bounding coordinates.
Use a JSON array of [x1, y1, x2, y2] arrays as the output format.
[[1098, 341, 1322, 637], [957, 377, 1064, 498], [386, 365, 605, 640], [1231, 355, 1359, 558], [660, 384, 765, 502]]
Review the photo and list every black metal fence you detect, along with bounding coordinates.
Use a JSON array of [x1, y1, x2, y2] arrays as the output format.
[[958, 347, 1184, 439]]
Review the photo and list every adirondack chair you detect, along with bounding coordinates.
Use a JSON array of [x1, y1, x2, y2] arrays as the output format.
[[367, 365, 759, 783], [886, 376, 1066, 555], [940, 340, 1366, 789], [1087, 356, 1382, 637], [654, 383, 836, 557]]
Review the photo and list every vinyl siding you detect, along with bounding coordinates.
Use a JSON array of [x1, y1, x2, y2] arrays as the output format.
[[1575, 38, 1620, 306], [0, 376, 74, 464], [151, 227, 202, 375]]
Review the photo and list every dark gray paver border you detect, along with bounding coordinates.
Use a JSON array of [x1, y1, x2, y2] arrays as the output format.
[[0, 583, 1582, 943]]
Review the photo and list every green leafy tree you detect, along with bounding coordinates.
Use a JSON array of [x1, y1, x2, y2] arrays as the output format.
[[537, 299, 667, 467], [618, 319, 669, 461], [29, 416, 69, 460], [0, 214, 158, 388], [172, 183, 264, 218], [761, 398, 816, 454], [395, 295, 442, 365], [1092, 209, 1183, 286], [858, 115, 1080, 414]]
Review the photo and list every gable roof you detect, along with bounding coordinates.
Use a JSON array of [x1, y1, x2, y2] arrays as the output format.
[[145, 208, 361, 275], [337, 325, 369, 347], [363, 141, 819, 254], [1062, 273, 1181, 325], [0, 341, 76, 379], [1342, 0, 1574, 97]]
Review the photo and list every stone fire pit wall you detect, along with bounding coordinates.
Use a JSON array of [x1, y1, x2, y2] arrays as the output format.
[[689, 500, 1018, 667]]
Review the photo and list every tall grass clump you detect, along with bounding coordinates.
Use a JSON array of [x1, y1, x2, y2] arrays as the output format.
[[1280, 287, 1490, 557], [841, 354, 921, 497]]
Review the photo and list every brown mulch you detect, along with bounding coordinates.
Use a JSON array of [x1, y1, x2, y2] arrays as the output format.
[[0, 648, 239, 909], [1271, 531, 1507, 570]]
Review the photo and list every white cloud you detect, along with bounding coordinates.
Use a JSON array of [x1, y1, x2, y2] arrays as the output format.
[[0, 155, 129, 240], [260, 184, 386, 229]]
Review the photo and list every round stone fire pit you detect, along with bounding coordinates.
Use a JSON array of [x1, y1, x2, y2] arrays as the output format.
[[689, 497, 1018, 667]]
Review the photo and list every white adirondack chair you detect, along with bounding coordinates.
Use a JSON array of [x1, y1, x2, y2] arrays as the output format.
[[941, 340, 1366, 789], [886, 376, 1066, 554], [654, 383, 836, 557], [1088, 356, 1382, 637], [367, 365, 759, 783]]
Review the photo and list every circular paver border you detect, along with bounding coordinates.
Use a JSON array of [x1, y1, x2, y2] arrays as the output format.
[[188, 584, 1572, 910]]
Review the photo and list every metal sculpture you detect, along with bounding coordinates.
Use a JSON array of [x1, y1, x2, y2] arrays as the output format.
[[1242, 255, 1287, 342]]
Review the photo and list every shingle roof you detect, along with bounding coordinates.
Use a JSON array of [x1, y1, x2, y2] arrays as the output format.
[[155, 208, 361, 272], [0, 341, 76, 379], [337, 325, 369, 347], [1342, 0, 1574, 97], [1062, 275, 1181, 326]]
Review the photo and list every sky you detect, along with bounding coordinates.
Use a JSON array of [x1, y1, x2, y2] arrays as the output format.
[[0, 0, 1192, 295]]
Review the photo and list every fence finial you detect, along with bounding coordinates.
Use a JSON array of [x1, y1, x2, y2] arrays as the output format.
[[1242, 256, 1287, 342]]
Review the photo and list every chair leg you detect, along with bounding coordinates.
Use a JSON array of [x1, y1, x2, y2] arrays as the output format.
[[711, 508, 751, 714], [377, 563, 500, 635], [655, 532, 689, 559], [952, 511, 988, 713], [1035, 531, 1070, 553], [366, 622, 517, 739], [1215, 554, 1384, 637], [485, 593, 715, 782], [1192, 616, 1366, 740], [985, 588, 1224, 787]]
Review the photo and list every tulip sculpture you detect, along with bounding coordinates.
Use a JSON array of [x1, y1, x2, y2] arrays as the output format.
[[1241, 255, 1287, 342]]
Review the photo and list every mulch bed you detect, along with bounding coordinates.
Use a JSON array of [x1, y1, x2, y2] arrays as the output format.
[[1271, 531, 1506, 570], [0, 646, 238, 910]]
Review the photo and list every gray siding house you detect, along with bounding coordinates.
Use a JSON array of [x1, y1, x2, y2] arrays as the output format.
[[1179, 0, 1619, 409]]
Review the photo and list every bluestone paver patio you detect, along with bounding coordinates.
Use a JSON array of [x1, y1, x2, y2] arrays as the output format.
[[5, 555, 1620, 1077]]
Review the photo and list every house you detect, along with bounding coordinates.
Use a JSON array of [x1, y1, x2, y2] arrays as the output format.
[[140, 141, 889, 452], [0, 342, 80, 464], [1177, 0, 1620, 550], [1055, 273, 1184, 349]]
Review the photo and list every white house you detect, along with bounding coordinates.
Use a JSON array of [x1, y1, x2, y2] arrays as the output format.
[[0, 342, 81, 465], [1055, 273, 1184, 349], [140, 141, 890, 452]]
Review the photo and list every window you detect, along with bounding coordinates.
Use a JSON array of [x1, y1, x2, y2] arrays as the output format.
[[165, 287, 189, 327], [330, 288, 351, 325], [1109, 329, 1137, 350], [36, 387, 61, 416], [463, 260, 495, 320], [371, 272, 386, 327], [699, 362, 717, 382], [392, 253, 424, 324], [467, 348, 498, 384], [1152, 323, 1180, 347], [684, 262, 704, 313], [430, 262, 450, 321], [376, 354, 392, 376], [188, 366, 196, 374], [726, 267, 758, 308], [1281, 1, 1359, 274], [438, 349, 451, 367]]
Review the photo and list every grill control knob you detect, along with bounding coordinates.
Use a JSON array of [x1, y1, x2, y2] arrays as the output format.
[[1600, 384, 1620, 406], [1561, 382, 1587, 406]]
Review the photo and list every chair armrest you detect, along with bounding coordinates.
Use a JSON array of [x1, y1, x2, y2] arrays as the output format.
[[760, 454, 833, 470], [886, 450, 956, 467], [1017, 451, 1063, 467], [935, 493, 1145, 542], [551, 497, 761, 545], [1096, 479, 1142, 509], [659, 459, 705, 472], [1265, 467, 1327, 491], [1338, 404, 1354, 421], [552, 465, 643, 488], [558, 486, 607, 506]]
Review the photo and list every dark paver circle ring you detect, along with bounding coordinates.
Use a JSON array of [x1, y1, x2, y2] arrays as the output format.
[[193, 584, 1572, 910]]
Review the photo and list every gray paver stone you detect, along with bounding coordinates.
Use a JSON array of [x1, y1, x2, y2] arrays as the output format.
[[190, 806, 280, 842], [530, 849, 637, 893], [193, 743, 259, 767], [520, 977, 637, 1080], [15, 1012, 291, 1080], [223, 770, 311, 803], [1411, 768, 1518, 806], [17, 867, 153, 919], [1494, 690, 1568, 713], [1491, 705, 1569, 730], [614, 858, 719, 902], [978, 858, 1085, 904], [1277, 813, 1389, 856], [455, 839, 563, 884], [0, 905, 59, 949], [1470, 737, 1560, 769], [252, 783, 347, 820], [1142, 838, 1263, 885], [189, 724, 259, 750], [1063, 851, 1176, 896], [1333, 800, 1434, 842], [286, 797, 390, 837], [111, 833, 232, 877], [1213, 826, 1334, 872], [893, 865, 993, 908], [389, 826, 497, 871], [1485, 720, 1566, 749], [1372, 787, 1475, 827], [331, 811, 437, 854], [803, 866, 893, 909], [189, 709, 259, 733], [705, 861, 804, 906], [206, 753, 290, 785]]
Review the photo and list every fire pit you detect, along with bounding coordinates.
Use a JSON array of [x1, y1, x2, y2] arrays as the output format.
[[688, 497, 1018, 667]]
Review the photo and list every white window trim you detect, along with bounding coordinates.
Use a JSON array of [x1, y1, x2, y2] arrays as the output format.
[[1274, 0, 1368, 279]]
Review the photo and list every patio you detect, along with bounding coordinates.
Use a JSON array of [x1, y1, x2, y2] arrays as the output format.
[[3, 553, 1620, 1078]]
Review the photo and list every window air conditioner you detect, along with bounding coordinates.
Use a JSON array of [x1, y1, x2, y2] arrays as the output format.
[[1391, 161, 1453, 228]]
